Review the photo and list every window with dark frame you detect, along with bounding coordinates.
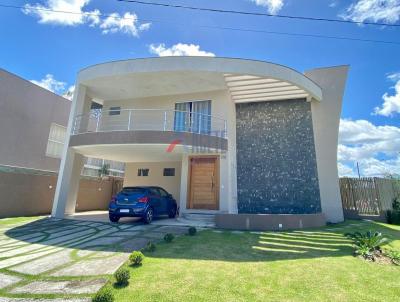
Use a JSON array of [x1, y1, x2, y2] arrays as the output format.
[[163, 168, 175, 177], [109, 106, 121, 116], [137, 168, 149, 176]]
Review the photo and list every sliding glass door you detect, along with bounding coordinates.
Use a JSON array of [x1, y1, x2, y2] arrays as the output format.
[[174, 100, 211, 134], [174, 102, 191, 132]]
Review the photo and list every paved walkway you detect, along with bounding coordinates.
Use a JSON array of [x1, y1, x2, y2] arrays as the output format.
[[68, 211, 216, 228], [0, 218, 192, 301]]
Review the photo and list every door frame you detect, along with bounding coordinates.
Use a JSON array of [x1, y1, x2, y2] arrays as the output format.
[[187, 155, 220, 210]]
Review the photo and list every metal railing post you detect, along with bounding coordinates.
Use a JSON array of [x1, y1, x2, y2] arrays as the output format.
[[71, 109, 226, 139], [224, 120, 227, 138], [96, 113, 100, 132], [128, 110, 132, 130], [72, 117, 78, 135], [198, 114, 202, 134]]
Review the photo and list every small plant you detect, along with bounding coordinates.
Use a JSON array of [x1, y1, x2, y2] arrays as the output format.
[[144, 242, 156, 253], [355, 245, 374, 260], [188, 226, 197, 236], [345, 231, 389, 261], [114, 267, 130, 285], [129, 251, 144, 266], [387, 198, 400, 225], [164, 233, 174, 243], [92, 286, 114, 302], [385, 250, 400, 265]]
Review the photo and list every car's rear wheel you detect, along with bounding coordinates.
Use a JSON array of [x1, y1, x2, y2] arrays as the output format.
[[143, 208, 153, 224], [168, 206, 177, 218], [109, 214, 120, 223]]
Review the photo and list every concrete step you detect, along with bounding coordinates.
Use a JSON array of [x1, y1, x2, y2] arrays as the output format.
[[182, 213, 216, 224]]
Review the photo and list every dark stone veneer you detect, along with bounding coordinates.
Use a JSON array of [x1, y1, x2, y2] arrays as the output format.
[[236, 99, 321, 214]]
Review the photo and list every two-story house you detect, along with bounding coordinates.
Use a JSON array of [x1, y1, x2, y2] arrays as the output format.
[[51, 57, 349, 229]]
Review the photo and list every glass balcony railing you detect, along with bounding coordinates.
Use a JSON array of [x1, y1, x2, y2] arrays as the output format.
[[72, 109, 227, 138]]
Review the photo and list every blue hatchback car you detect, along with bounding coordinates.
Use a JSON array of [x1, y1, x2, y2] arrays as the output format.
[[108, 186, 178, 224]]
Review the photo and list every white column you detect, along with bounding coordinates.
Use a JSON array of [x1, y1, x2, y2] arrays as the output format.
[[179, 154, 189, 215], [52, 149, 84, 217], [304, 66, 349, 223], [226, 95, 238, 214], [51, 84, 91, 218]]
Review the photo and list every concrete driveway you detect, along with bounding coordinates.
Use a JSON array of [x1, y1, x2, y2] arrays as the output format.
[[0, 217, 191, 302]]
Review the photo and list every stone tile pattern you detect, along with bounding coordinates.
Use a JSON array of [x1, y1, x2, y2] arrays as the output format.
[[0, 217, 190, 300], [236, 99, 321, 214], [10, 279, 106, 295], [0, 273, 22, 289]]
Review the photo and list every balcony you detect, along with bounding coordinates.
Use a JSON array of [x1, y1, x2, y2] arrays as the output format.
[[72, 109, 227, 138], [69, 109, 228, 157]]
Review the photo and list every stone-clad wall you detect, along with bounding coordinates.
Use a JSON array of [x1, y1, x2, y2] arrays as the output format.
[[236, 99, 321, 214]]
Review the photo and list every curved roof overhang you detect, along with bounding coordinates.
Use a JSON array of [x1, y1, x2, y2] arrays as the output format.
[[77, 57, 323, 103]]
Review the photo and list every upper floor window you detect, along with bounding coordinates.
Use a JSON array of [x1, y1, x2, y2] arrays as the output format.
[[46, 123, 66, 158], [174, 100, 211, 134], [137, 168, 149, 176], [109, 106, 121, 116]]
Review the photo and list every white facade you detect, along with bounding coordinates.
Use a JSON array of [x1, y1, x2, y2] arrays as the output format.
[[52, 57, 348, 223]]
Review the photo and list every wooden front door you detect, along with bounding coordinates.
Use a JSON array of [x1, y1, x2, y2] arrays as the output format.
[[188, 156, 219, 210]]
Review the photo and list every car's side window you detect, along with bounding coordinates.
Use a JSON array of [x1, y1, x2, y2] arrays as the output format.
[[159, 189, 168, 197], [148, 188, 158, 196]]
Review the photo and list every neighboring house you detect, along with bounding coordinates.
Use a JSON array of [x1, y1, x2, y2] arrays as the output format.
[[52, 57, 349, 229], [0, 68, 124, 177]]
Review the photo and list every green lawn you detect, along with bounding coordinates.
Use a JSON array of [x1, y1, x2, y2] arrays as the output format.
[[0, 216, 44, 226], [111, 220, 400, 302]]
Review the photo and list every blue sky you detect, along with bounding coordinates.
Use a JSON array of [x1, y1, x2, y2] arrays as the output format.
[[0, 0, 399, 177]]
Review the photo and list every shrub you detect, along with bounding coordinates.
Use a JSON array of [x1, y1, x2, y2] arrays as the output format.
[[92, 286, 114, 302], [164, 233, 174, 243], [393, 197, 400, 211], [387, 198, 400, 225], [129, 251, 144, 266], [387, 210, 400, 225], [114, 267, 130, 285], [144, 242, 156, 253], [188, 226, 197, 236], [345, 231, 389, 260], [385, 250, 400, 265]]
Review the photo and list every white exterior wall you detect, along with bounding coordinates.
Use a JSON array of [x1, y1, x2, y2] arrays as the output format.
[[124, 162, 182, 201], [102, 89, 229, 134], [103, 89, 237, 214], [53, 58, 341, 219], [305, 66, 349, 223]]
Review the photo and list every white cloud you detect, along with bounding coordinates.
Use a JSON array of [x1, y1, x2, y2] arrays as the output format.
[[387, 72, 400, 81], [62, 85, 75, 100], [31, 74, 66, 93], [341, 0, 400, 24], [23, 0, 150, 36], [329, 1, 339, 8], [374, 73, 400, 117], [338, 162, 357, 177], [250, 0, 284, 14], [149, 43, 215, 57], [339, 118, 400, 145], [31, 74, 74, 100], [100, 12, 150, 37], [338, 119, 400, 177], [23, 0, 94, 26]]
